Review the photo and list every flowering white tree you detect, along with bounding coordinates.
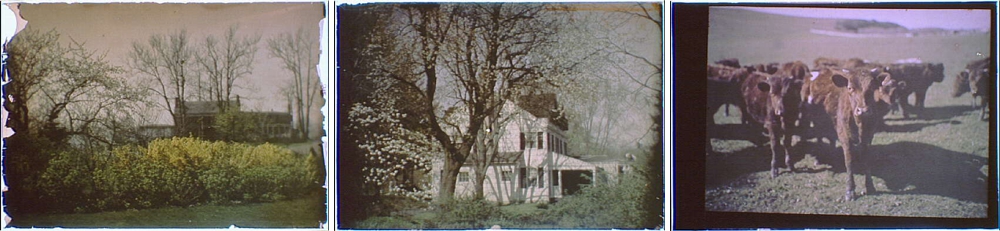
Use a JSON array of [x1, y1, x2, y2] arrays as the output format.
[[348, 93, 439, 200]]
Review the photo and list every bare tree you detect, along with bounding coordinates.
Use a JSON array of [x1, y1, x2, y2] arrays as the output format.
[[382, 3, 564, 202], [268, 27, 319, 140], [4, 29, 64, 137], [38, 38, 149, 149], [197, 25, 260, 110], [128, 30, 197, 135]]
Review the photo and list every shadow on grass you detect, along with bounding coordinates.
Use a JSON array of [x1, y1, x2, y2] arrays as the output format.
[[886, 105, 975, 121], [880, 120, 959, 133], [707, 123, 768, 145], [706, 135, 848, 189], [706, 145, 773, 189], [870, 141, 988, 203]]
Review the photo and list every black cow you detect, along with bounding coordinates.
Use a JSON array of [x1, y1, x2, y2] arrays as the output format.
[[741, 72, 802, 177]]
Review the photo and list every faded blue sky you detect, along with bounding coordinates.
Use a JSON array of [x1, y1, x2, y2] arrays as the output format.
[[740, 7, 992, 31]]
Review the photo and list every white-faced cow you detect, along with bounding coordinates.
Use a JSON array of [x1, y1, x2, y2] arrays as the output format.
[[741, 72, 802, 177], [953, 57, 991, 120]]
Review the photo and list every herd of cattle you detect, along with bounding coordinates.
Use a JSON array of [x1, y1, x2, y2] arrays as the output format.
[[707, 57, 993, 201]]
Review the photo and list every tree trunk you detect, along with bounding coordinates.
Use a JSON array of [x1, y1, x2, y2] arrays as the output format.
[[473, 168, 487, 200], [438, 157, 462, 202]]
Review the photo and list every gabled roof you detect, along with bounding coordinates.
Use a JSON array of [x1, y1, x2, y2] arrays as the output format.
[[516, 93, 568, 130], [184, 101, 222, 115]]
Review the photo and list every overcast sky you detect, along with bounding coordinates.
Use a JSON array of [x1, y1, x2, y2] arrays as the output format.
[[14, 3, 325, 124], [741, 7, 992, 31]]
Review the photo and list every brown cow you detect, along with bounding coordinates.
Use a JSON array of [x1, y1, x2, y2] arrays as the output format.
[[885, 62, 945, 118], [779, 61, 810, 80], [813, 57, 872, 71], [747, 62, 780, 74], [741, 72, 802, 177], [715, 58, 742, 68], [708, 64, 752, 124], [953, 57, 991, 120], [800, 68, 890, 200], [814, 57, 843, 71]]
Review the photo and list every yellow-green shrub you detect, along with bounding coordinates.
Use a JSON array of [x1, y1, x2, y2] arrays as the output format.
[[39, 137, 320, 212]]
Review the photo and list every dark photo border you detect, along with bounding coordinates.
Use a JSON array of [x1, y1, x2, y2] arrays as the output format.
[[672, 2, 998, 229]]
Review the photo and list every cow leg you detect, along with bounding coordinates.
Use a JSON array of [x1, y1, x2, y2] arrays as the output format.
[[783, 133, 794, 173], [861, 147, 876, 196], [841, 144, 856, 201], [915, 90, 928, 110], [971, 95, 978, 109], [897, 94, 913, 119], [980, 96, 988, 121], [769, 125, 781, 178], [783, 119, 796, 173]]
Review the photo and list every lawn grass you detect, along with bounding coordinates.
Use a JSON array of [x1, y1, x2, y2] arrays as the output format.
[[8, 193, 327, 228]]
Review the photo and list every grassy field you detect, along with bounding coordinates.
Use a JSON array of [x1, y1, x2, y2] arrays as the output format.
[[706, 7, 991, 218], [8, 193, 327, 228]]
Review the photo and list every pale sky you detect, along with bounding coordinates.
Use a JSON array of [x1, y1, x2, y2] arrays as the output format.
[[742, 7, 992, 31], [13, 3, 325, 124]]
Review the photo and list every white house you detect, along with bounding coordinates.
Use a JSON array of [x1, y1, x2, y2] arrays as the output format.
[[429, 93, 625, 204]]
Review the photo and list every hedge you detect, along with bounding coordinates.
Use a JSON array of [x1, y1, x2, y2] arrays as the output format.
[[38, 137, 320, 213]]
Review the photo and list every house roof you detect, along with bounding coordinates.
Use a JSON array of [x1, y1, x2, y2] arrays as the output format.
[[524, 151, 596, 170], [183, 101, 224, 115], [516, 93, 568, 130], [517, 93, 559, 118]]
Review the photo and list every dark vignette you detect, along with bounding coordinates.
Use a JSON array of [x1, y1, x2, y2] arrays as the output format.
[[671, 2, 998, 230]]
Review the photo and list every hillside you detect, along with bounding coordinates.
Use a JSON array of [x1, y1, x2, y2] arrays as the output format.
[[707, 7, 991, 79]]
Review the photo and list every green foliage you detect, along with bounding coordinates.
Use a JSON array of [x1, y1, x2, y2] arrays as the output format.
[[214, 106, 263, 143], [34, 137, 319, 213], [38, 149, 95, 213], [546, 173, 645, 228], [435, 199, 504, 228]]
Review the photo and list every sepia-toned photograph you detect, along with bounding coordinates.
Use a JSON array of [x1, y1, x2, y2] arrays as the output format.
[[1, 3, 327, 228], [337, 3, 663, 229], [705, 5, 992, 218]]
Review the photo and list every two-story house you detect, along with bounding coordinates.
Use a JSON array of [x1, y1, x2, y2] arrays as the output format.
[[429, 93, 611, 204]]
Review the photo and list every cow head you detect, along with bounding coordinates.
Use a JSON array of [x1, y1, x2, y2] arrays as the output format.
[[832, 70, 883, 117], [954, 69, 972, 97], [757, 75, 802, 118], [924, 63, 946, 82], [876, 73, 904, 105]]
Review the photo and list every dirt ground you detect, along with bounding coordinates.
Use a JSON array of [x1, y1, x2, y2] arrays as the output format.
[[706, 85, 990, 218]]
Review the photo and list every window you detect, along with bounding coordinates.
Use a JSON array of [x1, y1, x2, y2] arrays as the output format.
[[519, 168, 527, 188], [520, 133, 525, 150], [458, 172, 470, 182], [537, 132, 544, 149], [552, 170, 560, 186], [501, 170, 513, 182]]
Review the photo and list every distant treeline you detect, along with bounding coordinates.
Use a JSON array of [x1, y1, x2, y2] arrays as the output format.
[[835, 19, 906, 33]]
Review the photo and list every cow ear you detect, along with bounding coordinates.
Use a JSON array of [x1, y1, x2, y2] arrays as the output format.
[[877, 73, 891, 85], [832, 74, 849, 88], [757, 82, 771, 92]]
